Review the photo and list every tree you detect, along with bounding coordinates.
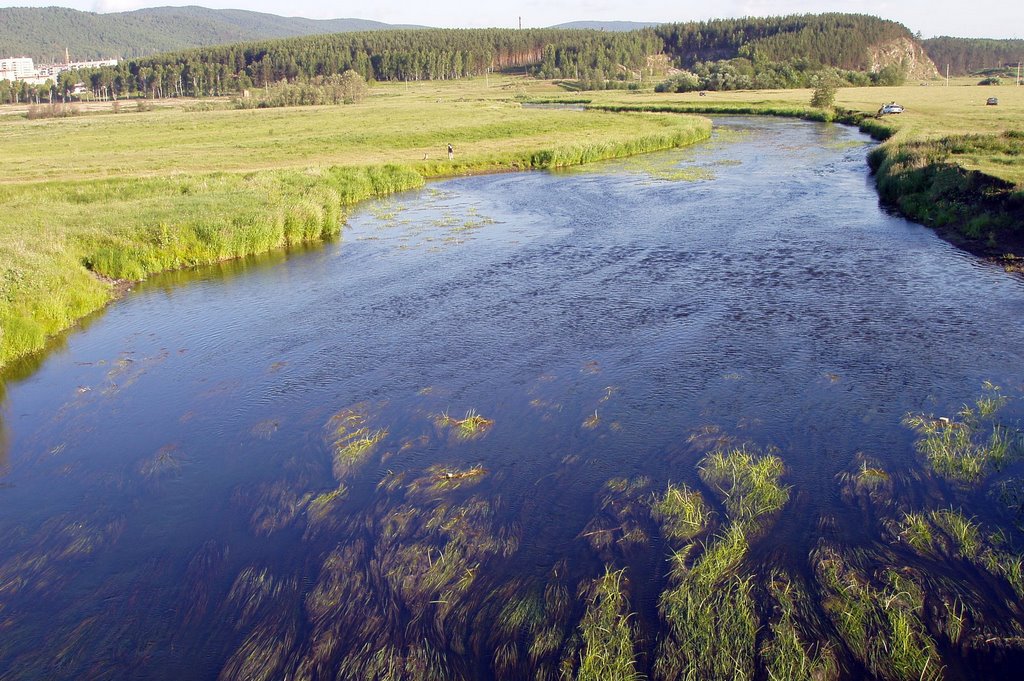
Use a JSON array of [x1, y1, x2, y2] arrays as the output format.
[[338, 69, 367, 104], [810, 72, 839, 109]]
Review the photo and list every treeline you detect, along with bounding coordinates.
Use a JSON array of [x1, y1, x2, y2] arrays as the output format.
[[655, 57, 908, 93], [0, 15, 941, 104], [922, 37, 1024, 75], [3, 28, 660, 102]]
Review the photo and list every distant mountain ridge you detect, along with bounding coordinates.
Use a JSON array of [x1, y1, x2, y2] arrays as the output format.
[[0, 5, 422, 61], [550, 21, 661, 32]]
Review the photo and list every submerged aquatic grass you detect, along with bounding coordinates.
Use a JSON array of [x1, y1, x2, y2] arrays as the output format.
[[435, 409, 495, 440], [763, 573, 839, 681], [699, 446, 790, 524], [814, 546, 942, 681], [651, 483, 711, 545], [655, 523, 757, 681], [325, 405, 388, 480], [903, 384, 1019, 482], [572, 568, 641, 681]]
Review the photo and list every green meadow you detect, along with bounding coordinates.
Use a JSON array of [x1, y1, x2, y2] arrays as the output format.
[[582, 78, 1024, 184], [2, 76, 1022, 369], [0, 78, 710, 368]]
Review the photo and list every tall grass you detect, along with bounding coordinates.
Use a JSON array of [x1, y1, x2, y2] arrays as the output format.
[[655, 523, 758, 681], [0, 90, 710, 370], [572, 568, 641, 681], [814, 546, 942, 681]]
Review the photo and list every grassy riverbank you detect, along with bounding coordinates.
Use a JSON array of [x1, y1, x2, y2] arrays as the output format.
[[0, 80, 710, 368], [576, 80, 1024, 259]]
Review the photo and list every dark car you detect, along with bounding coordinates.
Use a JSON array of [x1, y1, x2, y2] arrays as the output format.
[[987, 97, 999, 106]]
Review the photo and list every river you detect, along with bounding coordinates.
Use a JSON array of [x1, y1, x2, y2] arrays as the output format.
[[2, 117, 1023, 679]]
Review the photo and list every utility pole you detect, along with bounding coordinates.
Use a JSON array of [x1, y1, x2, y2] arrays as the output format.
[[1018, 61, 1021, 86], [945, 64, 949, 86]]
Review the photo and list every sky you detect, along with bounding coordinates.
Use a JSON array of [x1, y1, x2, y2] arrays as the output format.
[[2, 0, 1021, 39]]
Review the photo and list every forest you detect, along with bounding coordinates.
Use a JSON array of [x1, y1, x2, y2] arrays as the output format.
[[922, 37, 1024, 75], [0, 14, 936, 103]]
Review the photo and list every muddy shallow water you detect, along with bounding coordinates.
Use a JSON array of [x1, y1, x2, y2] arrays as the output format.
[[2, 117, 1024, 679]]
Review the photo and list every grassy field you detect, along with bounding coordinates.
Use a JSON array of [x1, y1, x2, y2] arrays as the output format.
[[579, 78, 1024, 184], [1, 75, 1021, 370], [577, 79, 1024, 256], [0, 78, 711, 368]]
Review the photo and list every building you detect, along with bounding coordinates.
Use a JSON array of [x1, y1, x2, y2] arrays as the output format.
[[0, 57, 35, 82], [1, 54, 119, 85]]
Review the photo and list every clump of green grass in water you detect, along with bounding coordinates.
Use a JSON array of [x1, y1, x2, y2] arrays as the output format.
[[325, 404, 388, 480], [814, 546, 942, 681], [406, 463, 488, 495], [488, 565, 574, 677], [699, 446, 791, 524], [942, 597, 967, 645], [763, 572, 839, 681], [903, 383, 1019, 482], [899, 512, 936, 554], [654, 523, 758, 681], [570, 567, 641, 681], [651, 483, 711, 546], [930, 507, 982, 558], [435, 409, 495, 439]]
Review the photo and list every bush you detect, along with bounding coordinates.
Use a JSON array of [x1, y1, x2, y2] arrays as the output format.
[[979, 77, 1002, 85], [656, 71, 701, 93]]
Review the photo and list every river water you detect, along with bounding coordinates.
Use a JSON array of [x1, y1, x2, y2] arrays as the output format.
[[2, 117, 1023, 679]]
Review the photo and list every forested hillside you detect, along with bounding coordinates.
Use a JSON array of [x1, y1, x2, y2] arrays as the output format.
[[656, 14, 936, 76], [0, 13, 944, 103], [0, 6, 409, 61], [922, 37, 1024, 75]]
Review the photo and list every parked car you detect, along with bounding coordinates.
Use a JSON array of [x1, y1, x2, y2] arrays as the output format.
[[877, 102, 905, 115], [987, 97, 999, 106]]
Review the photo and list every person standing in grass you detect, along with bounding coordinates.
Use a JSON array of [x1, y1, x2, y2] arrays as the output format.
[[447, 143, 454, 160]]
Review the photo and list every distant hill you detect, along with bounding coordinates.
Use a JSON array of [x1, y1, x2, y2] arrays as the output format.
[[0, 5, 420, 61], [656, 14, 938, 79], [549, 21, 660, 32], [923, 37, 1024, 75]]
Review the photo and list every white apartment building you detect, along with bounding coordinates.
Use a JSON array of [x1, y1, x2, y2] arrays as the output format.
[[1, 56, 119, 84], [0, 57, 35, 81]]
